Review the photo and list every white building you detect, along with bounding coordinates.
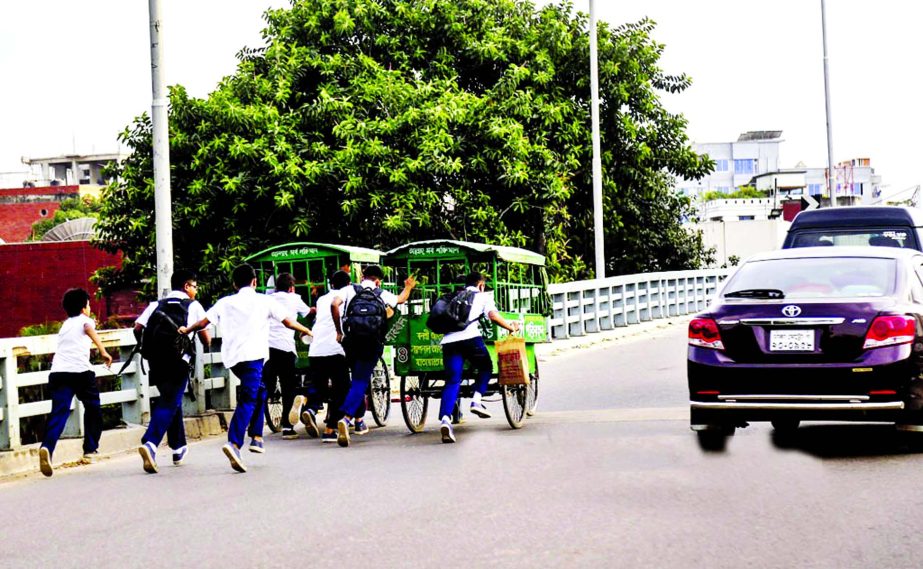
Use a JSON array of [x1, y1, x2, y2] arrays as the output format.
[[751, 158, 881, 206], [677, 131, 782, 198]]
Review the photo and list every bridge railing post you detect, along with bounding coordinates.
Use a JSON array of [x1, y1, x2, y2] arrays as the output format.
[[0, 340, 21, 450]]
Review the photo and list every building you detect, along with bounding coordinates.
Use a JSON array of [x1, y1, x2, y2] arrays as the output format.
[[21, 152, 122, 189], [751, 158, 881, 207], [677, 131, 783, 198], [0, 185, 81, 243]]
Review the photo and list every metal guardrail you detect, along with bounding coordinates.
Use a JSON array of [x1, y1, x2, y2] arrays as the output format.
[[0, 268, 731, 451], [0, 328, 234, 451], [547, 269, 731, 339]]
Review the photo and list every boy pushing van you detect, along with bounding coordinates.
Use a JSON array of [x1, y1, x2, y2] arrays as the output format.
[[180, 264, 312, 473]]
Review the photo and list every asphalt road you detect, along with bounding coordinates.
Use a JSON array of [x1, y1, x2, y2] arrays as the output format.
[[4, 323, 923, 568]]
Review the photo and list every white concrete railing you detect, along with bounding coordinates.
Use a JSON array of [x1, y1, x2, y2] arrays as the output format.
[[0, 328, 234, 451], [547, 268, 732, 339]]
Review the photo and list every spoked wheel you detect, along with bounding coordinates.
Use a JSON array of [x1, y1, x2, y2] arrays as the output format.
[[369, 357, 392, 427], [264, 380, 283, 433], [526, 363, 540, 417], [502, 382, 528, 429], [400, 375, 429, 433]]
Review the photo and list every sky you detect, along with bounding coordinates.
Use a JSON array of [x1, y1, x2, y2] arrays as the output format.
[[0, 1, 920, 195]]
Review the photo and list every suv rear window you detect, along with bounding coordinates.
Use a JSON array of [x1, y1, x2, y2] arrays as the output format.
[[789, 229, 912, 248], [724, 257, 897, 299]]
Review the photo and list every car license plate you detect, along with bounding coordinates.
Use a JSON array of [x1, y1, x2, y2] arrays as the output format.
[[769, 329, 814, 351]]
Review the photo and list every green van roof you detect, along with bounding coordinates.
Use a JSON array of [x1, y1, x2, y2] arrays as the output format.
[[245, 242, 383, 263], [384, 240, 545, 266]]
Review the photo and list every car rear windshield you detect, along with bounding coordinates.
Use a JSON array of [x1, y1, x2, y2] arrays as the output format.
[[724, 257, 897, 299], [789, 229, 913, 248]]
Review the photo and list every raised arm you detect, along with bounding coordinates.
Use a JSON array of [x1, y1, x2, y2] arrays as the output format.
[[395, 275, 417, 305]]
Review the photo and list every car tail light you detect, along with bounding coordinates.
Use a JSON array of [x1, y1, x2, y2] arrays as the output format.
[[863, 315, 916, 349], [689, 318, 724, 350]]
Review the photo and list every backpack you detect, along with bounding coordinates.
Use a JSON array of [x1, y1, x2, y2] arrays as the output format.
[[141, 297, 194, 365], [426, 290, 477, 334], [343, 285, 387, 342]]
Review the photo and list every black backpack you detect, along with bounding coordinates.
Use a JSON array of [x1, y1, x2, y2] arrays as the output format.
[[426, 290, 477, 334], [343, 285, 387, 341], [141, 298, 194, 365]]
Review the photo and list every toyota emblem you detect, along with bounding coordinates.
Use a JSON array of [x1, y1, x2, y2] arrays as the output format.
[[781, 305, 802, 317]]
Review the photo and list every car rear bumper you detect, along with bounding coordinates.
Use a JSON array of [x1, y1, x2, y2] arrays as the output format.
[[690, 396, 906, 426]]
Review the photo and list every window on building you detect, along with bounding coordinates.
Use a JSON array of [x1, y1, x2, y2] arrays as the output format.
[[808, 183, 823, 195], [715, 159, 729, 172], [734, 159, 757, 175], [739, 215, 755, 221]]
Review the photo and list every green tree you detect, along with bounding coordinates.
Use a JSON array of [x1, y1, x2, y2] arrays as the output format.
[[96, 0, 711, 296], [701, 185, 766, 202], [30, 195, 102, 241]]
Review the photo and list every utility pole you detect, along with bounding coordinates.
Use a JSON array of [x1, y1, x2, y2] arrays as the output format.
[[148, 0, 174, 298], [821, 0, 836, 204], [589, 0, 605, 278]]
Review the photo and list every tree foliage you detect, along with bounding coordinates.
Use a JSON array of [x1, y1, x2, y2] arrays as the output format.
[[700, 186, 766, 202], [96, 0, 711, 297], [30, 195, 102, 241]]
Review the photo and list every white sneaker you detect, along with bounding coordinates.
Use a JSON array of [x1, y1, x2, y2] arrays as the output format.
[[470, 401, 491, 419], [288, 395, 307, 427], [440, 417, 456, 444]]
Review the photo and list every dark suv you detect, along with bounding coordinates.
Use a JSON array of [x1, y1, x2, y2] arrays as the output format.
[[783, 206, 923, 250]]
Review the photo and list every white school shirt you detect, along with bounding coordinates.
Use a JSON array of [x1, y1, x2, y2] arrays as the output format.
[[441, 287, 498, 345], [267, 291, 311, 353], [205, 287, 289, 368], [135, 291, 207, 329], [309, 289, 346, 358], [50, 314, 96, 373]]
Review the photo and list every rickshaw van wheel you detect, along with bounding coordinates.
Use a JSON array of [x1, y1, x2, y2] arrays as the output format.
[[264, 379, 283, 433], [370, 358, 392, 427], [400, 375, 429, 433], [526, 364, 539, 417], [502, 383, 527, 429]]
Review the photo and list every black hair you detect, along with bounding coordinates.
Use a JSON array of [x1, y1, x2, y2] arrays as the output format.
[[275, 272, 296, 291], [465, 272, 485, 287], [362, 265, 384, 280], [330, 270, 351, 290], [232, 263, 257, 288], [171, 269, 197, 291], [62, 288, 91, 317]]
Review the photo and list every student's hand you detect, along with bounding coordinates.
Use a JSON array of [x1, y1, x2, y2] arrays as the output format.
[[509, 321, 521, 334], [404, 275, 417, 289], [178, 326, 189, 335], [336, 332, 344, 344], [102, 352, 113, 368]]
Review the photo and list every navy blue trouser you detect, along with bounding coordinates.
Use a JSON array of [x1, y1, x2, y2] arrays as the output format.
[[440, 337, 493, 419], [228, 360, 266, 448], [341, 343, 383, 418], [311, 355, 351, 429], [141, 360, 189, 450], [41, 371, 102, 455], [264, 348, 301, 429]]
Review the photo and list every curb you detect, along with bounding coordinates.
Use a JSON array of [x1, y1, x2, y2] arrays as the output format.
[[0, 411, 231, 479]]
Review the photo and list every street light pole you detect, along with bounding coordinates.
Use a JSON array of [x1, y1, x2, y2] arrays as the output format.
[[589, 0, 605, 278], [148, 0, 174, 298], [821, 0, 836, 204]]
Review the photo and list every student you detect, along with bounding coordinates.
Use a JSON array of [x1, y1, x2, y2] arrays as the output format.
[[263, 272, 312, 439], [309, 270, 353, 443], [331, 265, 416, 447], [135, 269, 210, 473], [180, 263, 312, 473], [38, 288, 113, 477], [438, 272, 519, 444]]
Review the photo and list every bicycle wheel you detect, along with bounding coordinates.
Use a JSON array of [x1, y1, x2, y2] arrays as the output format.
[[264, 380, 283, 433], [400, 375, 429, 433], [526, 362, 539, 417], [502, 382, 527, 429], [369, 358, 392, 427]]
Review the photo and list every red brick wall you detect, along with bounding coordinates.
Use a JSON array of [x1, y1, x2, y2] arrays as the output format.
[[0, 185, 80, 243], [0, 241, 123, 337]]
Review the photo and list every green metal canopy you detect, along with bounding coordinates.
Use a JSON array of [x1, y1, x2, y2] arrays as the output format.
[[245, 242, 383, 263], [383, 239, 545, 266]]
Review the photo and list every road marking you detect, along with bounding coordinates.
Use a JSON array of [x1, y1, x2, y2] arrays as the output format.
[[527, 407, 689, 424]]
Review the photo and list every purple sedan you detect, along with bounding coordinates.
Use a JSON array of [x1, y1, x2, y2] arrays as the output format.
[[688, 247, 923, 448]]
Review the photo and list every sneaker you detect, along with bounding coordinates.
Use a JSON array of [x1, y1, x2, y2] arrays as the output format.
[[248, 439, 265, 454], [139, 441, 158, 474], [82, 450, 100, 464], [222, 443, 247, 473], [39, 446, 53, 477], [321, 432, 338, 444], [288, 394, 307, 427], [282, 428, 298, 440], [440, 417, 456, 444], [470, 401, 492, 419], [354, 418, 370, 435], [301, 408, 320, 439], [337, 418, 352, 447], [172, 446, 188, 466]]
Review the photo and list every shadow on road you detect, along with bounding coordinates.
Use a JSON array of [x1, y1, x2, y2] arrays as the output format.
[[769, 423, 923, 459]]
